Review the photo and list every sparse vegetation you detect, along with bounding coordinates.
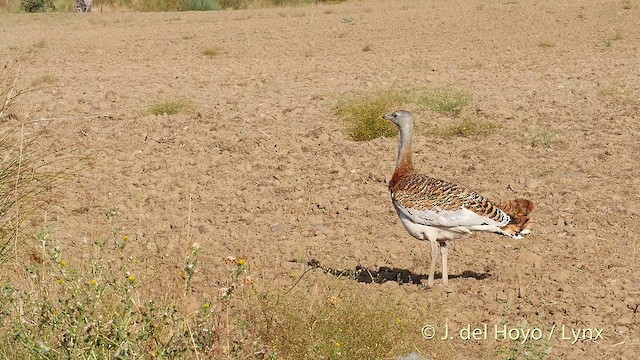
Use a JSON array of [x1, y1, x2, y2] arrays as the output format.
[[30, 74, 58, 87], [202, 47, 223, 57], [28, 39, 48, 53], [2, 0, 341, 12], [185, 0, 220, 10], [427, 115, 499, 138], [0, 63, 74, 269], [20, 0, 54, 12], [342, 16, 354, 24], [531, 129, 567, 149], [338, 87, 494, 141], [598, 84, 636, 105], [537, 40, 555, 48], [418, 87, 472, 117], [0, 229, 251, 357], [218, 0, 247, 9], [250, 281, 426, 359], [338, 89, 407, 141], [148, 98, 191, 115], [604, 31, 624, 47]]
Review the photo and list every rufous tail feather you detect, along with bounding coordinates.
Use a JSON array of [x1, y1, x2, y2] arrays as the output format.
[[499, 199, 535, 236]]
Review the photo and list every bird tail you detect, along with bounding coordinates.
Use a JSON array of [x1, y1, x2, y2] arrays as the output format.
[[499, 199, 535, 237]]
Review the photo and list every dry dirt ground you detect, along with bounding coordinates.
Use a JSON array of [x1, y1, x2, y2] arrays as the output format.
[[1, 0, 639, 358]]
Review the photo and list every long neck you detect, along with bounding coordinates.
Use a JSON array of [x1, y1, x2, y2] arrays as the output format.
[[391, 124, 414, 184]]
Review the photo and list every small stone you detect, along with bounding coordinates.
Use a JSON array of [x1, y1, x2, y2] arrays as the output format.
[[550, 270, 571, 283], [318, 133, 330, 142], [271, 223, 286, 233], [518, 251, 542, 268], [615, 326, 629, 335], [495, 108, 514, 119], [526, 179, 540, 190], [616, 315, 633, 326], [565, 171, 585, 178]]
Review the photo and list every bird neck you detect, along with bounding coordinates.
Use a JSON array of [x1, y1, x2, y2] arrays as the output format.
[[391, 125, 414, 184]]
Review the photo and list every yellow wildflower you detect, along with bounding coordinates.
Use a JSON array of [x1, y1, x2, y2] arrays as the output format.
[[128, 275, 136, 282], [90, 279, 97, 286], [123, 235, 129, 241], [56, 279, 63, 285], [59, 260, 67, 267], [237, 258, 246, 266]]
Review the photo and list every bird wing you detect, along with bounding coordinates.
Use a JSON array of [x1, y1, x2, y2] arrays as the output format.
[[394, 202, 505, 228], [389, 174, 511, 228]]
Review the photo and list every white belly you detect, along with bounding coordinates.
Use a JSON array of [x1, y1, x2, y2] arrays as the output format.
[[398, 215, 469, 242]]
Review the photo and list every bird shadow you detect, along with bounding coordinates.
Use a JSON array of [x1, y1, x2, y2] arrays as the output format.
[[304, 258, 491, 286]]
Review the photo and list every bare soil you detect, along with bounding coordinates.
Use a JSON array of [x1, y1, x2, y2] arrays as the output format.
[[1, 0, 639, 358]]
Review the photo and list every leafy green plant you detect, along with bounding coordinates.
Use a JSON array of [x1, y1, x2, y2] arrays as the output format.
[[338, 90, 407, 141]]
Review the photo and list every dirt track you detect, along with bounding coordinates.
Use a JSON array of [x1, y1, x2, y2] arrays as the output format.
[[2, 0, 639, 358]]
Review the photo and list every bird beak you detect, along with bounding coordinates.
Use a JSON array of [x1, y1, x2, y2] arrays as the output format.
[[382, 113, 393, 120]]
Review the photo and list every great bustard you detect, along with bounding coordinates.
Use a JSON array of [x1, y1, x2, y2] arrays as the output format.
[[384, 110, 534, 287]]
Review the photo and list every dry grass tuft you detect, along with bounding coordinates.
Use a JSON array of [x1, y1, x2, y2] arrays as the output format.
[[537, 40, 555, 48], [148, 98, 191, 115], [202, 47, 223, 57], [531, 129, 567, 149], [418, 87, 472, 117], [337, 89, 408, 141], [247, 279, 433, 359], [427, 115, 499, 138]]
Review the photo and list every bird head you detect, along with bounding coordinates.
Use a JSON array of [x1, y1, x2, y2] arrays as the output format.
[[383, 110, 414, 129]]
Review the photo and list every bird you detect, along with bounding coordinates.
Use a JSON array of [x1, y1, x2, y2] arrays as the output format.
[[383, 110, 534, 287]]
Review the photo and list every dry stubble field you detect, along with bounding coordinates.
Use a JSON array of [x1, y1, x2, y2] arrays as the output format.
[[1, 0, 639, 358]]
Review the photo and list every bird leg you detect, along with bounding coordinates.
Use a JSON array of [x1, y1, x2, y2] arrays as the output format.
[[441, 242, 449, 286], [428, 240, 440, 287]]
